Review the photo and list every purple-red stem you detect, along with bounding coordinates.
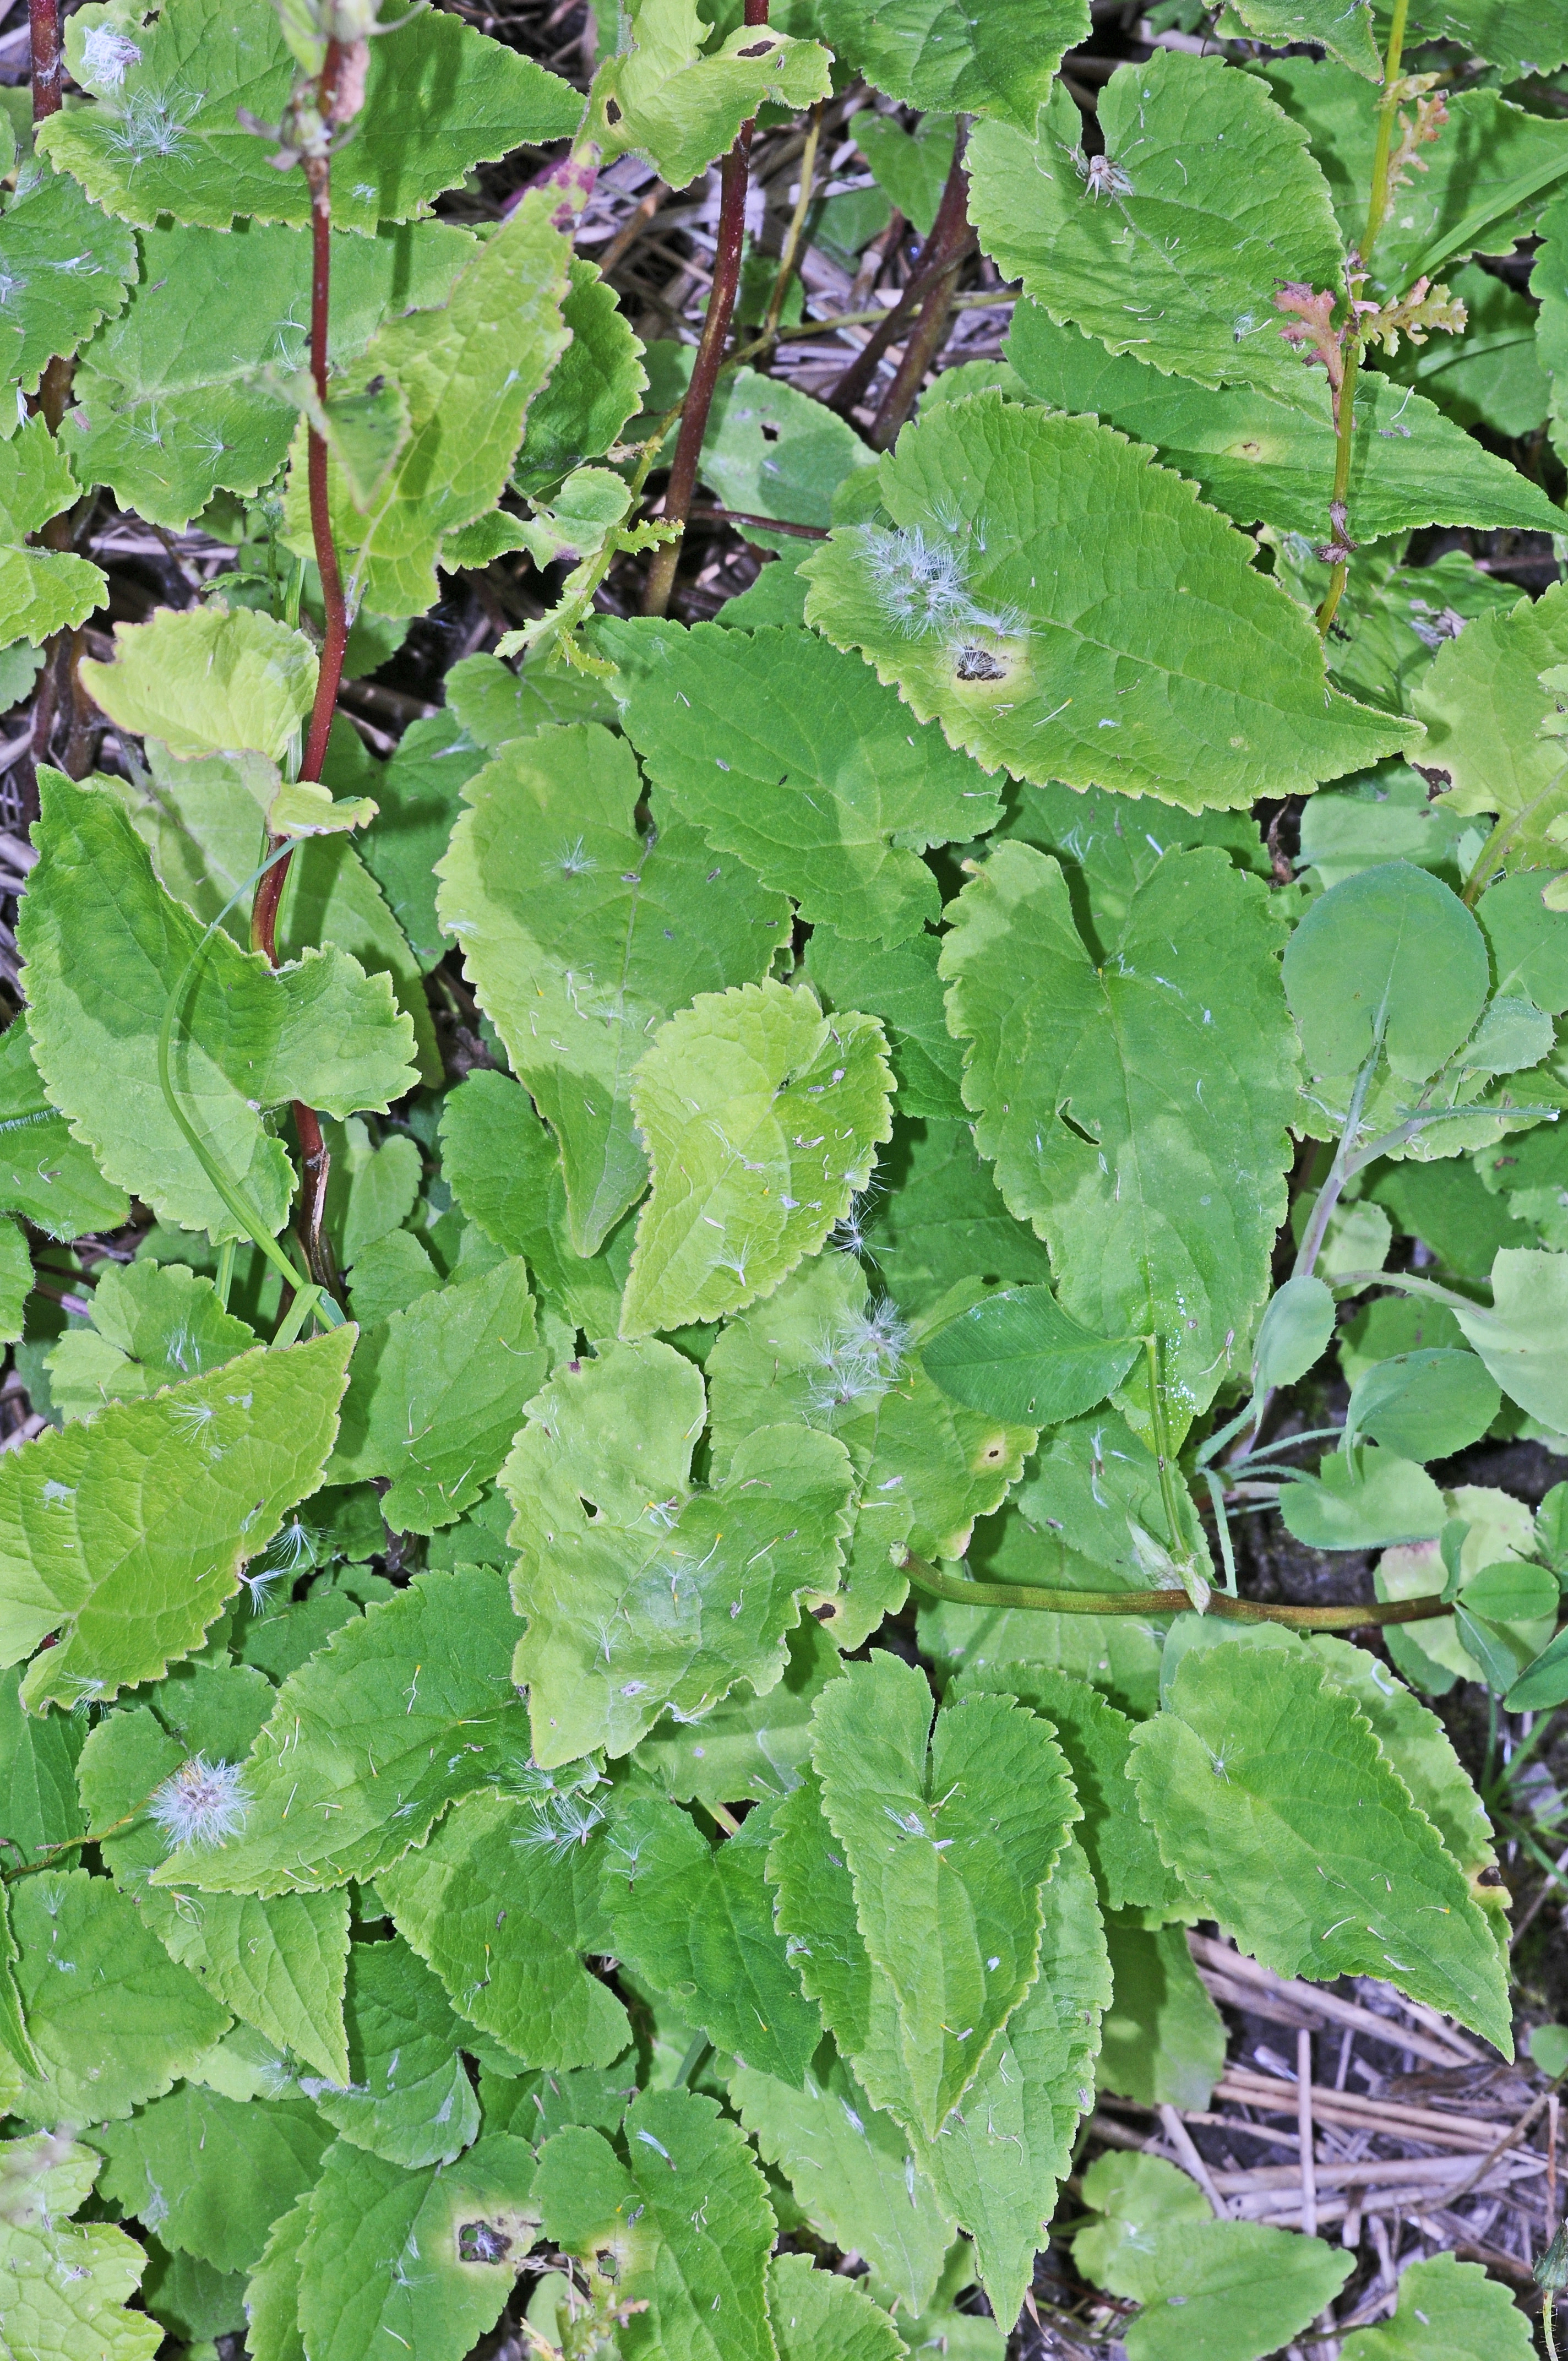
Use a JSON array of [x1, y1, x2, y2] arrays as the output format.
[[251, 40, 349, 1301], [640, 0, 768, 617], [28, 0, 61, 119], [827, 136, 971, 420]]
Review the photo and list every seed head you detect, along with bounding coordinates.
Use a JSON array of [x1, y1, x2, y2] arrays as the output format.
[[149, 1755, 250, 1851]]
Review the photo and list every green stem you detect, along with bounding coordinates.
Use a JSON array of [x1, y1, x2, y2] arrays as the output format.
[[761, 102, 821, 346], [1460, 761, 1568, 906], [1315, 0, 1409, 639], [1144, 1335, 1190, 1566], [1292, 1033, 1382, 1282], [901, 1554, 1452, 1630]]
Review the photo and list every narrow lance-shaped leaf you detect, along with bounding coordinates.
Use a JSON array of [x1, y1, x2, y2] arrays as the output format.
[[803, 395, 1407, 812], [0, 1328, 354, 1712]]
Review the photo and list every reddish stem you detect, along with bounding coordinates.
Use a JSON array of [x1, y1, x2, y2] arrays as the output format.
[[29, 0, 61, 118], [251, 41, 350, 1301], [640, 0, 768, 617], [827, 137, 971, 418]]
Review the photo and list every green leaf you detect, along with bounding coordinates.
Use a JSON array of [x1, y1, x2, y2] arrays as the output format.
[[243, 2186, 310, 2361], [590, 1, 831, 189], [1344, 1348, 1501, 1459], [0, 1328, 353, 1710], [65, 219, 475, 529], [1383, 263, 1550, 444], [282, 192, 572, 618], [1407, 0, 1568, 75], [0, 2135, 161, 2361], [1505, 1623, 1568, 1710], [377, 1787, 632, 2071], [901, 1835, 1109, 2330], [159, 1887, 352, 2090], [1311, 1635, 1503, 1930], [1071, 2151, 1210, 2291], [1265, 64, 1568, 299], [1536, 192, 1568, 470], [445, 649, 618, 750], [7, 1867, 230, 2123], [324, 1258, 545, 1534], [631, 1615, 845, 1811], [1450, 1247, 1568, 1430], [1253, 1275, 1336, 1392], [1280, 1445, 1446, 1549], [0, 430, 106, 645], [1340, 2251, 1534, 2361], [804, 924, 967, 1121], [297, 2133, 540, 2361], [856, 108, 956, 235], [620, 978, 893, 1337], [1228, 0, 1379, 73], [810, 1652, 1077, 2139], [81, 602, 315, 765], [307, 1937, 479, 2169], [0, 160, 137, 394], [968, 57, 1344, 399], [514, 255, 647, 498], [323, 1123, 421, 1270], [38, 0, 582, 235], [19, 777, 416, 1242], [536, 2087, 776, 2360], [1414, 580, 1568, 853], [729, 2042, 955, 2315], [825, 0, 1088, 127], [956, 1664, 1184, 1915], [504, 1340, 856, 1766], [803, 397, 1404, 812], [438, 722, 790, 1256], [1283, 859, 1490, 1084], [704, 1248, 1036, 1649], [151, 1565, 534, 1896], [140, 2239, 247, 2342], [859, 1118, 1054, 1319], [606, 618, 1000, 947], [601, 1793, 821, 2080], [942, 842, 1298, 1437], [767, 2253, 908, 2361], [45, 1257, 255, 1421], [0, 1014, 130, 1239], [1004, 298, 1565, 543], [0, 1661, 84, 1862], [921, 1287, 1141, 1428], [439, 1071, 630, 1340], [95, 2086, 332, 2275], [1126, 1628, 1513, 2051], [1076, 2155, 1351, 2361], [1478, 871, 1568, 1013], [1098, 1922, 1227, 2110]]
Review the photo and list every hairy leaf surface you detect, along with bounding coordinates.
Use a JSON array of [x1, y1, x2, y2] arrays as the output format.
[[154, 1566, 533, 1895], [620, 978, 893, 1336], [1128, 1632, 1512, 2050], [0, 1329, 352, 1710], [377, 1787, 631, 2070], [439, 722, 789, 1255], [803, 396, 1404, 809]]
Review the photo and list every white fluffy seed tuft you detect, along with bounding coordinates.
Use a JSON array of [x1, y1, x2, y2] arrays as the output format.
[[149, 1755, 250, 1851]]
